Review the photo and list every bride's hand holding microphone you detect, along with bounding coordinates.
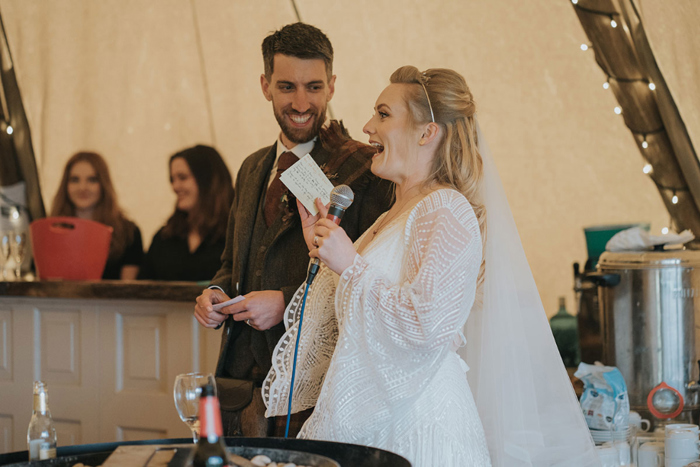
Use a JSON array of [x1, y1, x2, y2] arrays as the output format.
[[301, 197, 358, 276]]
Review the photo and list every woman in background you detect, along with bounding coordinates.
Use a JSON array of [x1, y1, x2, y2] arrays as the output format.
[[139, 145, 234, 281], [51, 151, 143, 279]]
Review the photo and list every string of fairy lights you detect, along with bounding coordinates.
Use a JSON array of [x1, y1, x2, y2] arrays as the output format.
[[572, 0, 689, 234]]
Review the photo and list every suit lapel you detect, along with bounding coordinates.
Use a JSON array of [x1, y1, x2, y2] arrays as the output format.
[[235, 143, 277, 288], [310, 141, 332, 171]]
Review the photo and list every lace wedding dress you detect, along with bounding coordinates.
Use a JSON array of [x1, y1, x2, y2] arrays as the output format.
[[264, 189, 492, 467]]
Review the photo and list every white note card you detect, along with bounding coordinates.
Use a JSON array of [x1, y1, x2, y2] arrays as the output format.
[[280, 154, 334, 215]]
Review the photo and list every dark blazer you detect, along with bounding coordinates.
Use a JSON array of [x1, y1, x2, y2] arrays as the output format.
[[211, 125, 393, 393]]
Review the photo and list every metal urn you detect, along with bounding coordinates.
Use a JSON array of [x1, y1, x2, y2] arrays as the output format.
[[597, 249, 700, 427]]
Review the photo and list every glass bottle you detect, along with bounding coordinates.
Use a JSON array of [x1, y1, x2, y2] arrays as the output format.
[[27, 381, 57, 461], [187, 384, 232, 467], [549, 296, 581, 368]]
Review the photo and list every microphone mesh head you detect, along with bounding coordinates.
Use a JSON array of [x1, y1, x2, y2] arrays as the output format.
[[330, 184, 354, 210]]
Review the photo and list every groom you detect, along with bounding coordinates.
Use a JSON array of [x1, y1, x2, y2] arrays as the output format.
[[194, 22, 392, 437]]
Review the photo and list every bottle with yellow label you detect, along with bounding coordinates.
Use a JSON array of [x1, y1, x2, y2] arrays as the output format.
[[27, 381, 57, 460]]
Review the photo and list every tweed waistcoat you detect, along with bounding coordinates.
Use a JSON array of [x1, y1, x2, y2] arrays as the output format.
[[223, 186, 286, 383]]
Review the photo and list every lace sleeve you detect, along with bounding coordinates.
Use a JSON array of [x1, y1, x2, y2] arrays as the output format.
[[336, 190, 482, 353], [263, 264, 339, 417]]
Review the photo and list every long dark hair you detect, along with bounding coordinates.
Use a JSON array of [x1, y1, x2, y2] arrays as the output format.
[[161, 145, 234, 243], [51, 151, 134, 260]]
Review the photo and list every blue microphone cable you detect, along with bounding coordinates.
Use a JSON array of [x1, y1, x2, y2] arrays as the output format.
[[284, 279, 312, 438]]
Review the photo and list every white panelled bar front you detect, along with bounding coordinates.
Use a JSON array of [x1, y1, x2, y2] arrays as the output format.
[[0, 286, 222, 454]]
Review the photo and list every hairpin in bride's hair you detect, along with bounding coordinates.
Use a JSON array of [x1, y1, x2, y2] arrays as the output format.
[[420, 73, 435, 123]]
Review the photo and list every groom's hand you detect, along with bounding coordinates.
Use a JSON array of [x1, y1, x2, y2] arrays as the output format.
[[194, 288, 229, 328], [224, 290, 285, 331]]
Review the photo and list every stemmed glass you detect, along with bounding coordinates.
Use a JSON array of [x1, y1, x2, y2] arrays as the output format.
[[10, 232, 26, 280], [173, 372, 216, 443], [0, 233, 10, 280]]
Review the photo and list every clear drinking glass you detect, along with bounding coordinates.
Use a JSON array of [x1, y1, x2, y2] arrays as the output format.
[[0, 232, 10, 280], [173, 372, 216, 443], [10, 232, 26, 280]]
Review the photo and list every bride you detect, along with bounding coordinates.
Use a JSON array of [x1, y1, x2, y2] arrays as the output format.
[[264, 66, 599, 467]]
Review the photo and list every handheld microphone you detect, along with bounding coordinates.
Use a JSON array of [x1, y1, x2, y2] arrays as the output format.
[[306, 184, 354, 285]]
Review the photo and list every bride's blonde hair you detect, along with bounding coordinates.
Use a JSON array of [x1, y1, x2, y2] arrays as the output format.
[[390, 66, 486, 254]]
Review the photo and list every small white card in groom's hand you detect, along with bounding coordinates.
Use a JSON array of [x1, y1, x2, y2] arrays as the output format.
[[280, 154, 335, 216], [211, 295, 245, 312]]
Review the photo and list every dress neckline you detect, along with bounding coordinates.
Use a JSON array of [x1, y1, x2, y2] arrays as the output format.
[[356, 188, 460, 256]]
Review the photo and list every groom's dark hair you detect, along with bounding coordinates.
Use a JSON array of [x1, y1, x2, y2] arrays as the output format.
[[262, 22, 334, 81]]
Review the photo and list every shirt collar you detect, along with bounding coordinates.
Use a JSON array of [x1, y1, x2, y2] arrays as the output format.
[[276, 136, 317, 160]]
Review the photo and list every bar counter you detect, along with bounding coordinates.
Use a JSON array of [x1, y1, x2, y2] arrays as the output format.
[[0, 279, 204, 301], [0, 280, 223, 454]]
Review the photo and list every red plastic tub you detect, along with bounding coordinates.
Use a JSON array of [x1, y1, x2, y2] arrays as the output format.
[[30, 217, 113, 280]]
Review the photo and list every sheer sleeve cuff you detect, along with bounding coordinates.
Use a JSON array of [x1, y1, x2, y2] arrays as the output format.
[[338, 254, 369, 291]]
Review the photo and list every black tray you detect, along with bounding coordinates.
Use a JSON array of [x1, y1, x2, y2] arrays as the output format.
[[0, 437, 411, 467], [165, 446, 338, 466]]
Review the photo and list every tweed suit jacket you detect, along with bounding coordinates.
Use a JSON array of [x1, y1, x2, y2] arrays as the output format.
[[210, 123, 393, 403]]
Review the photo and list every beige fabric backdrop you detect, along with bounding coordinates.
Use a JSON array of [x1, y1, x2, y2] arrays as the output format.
[[3, 0, 696, 317]]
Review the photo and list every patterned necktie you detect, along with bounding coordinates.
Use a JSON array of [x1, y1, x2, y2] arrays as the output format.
[[264, 151, 299, 226]]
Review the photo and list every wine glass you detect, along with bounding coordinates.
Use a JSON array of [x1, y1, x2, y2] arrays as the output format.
[[173, 372, 216, 443], [10, 232, 26, 280], [0, 232, 10, 280]]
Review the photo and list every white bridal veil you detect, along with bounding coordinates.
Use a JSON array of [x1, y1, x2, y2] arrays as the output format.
[[461, 122, 600, 466]]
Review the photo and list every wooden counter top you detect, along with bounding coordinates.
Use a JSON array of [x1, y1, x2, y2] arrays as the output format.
[[0, 279, 206, 302]]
